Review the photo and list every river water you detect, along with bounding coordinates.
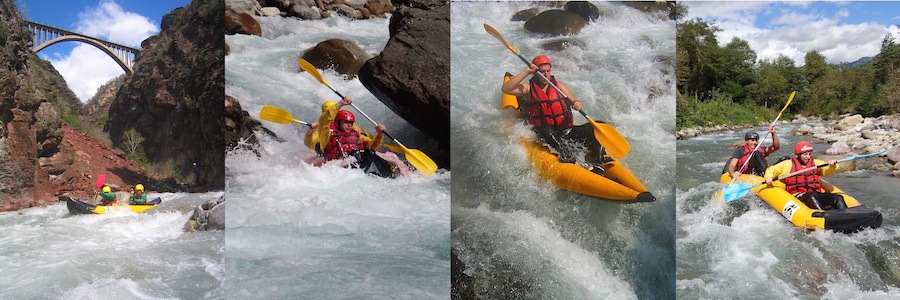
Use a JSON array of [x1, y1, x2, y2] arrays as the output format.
[[451, 2, 676, 299], [0, 192, 224, 299], [676, 124, 900, 298], [224, 15, 451, 298]]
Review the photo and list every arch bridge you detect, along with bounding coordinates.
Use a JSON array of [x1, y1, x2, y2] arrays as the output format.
[[25, 20, 140, 75]]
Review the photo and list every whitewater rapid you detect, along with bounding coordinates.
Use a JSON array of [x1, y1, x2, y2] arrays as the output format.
[[451, 2, 675, 299], [0, 192, 224, 299], [224, 15, 450, 298]]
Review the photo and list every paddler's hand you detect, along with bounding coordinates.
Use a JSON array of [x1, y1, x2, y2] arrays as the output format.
[[375, 124, 386, 134], [828, 160, 837, 166], [768, 124, 775, 134], [340, 97, 352, 106], [525, 63, 537, 74], [572, 99, 583, 110], [309, 122, 318, 130], [765, 177, 774, 187]]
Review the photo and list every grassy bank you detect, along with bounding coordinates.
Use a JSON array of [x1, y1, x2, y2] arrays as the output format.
[[676, 93, 784, 130]]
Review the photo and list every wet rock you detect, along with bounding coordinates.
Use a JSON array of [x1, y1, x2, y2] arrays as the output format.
[[825, 142, 851, 155], [541, 38, 586, 51], [886, 146, 900, 164], [840, 114, 864, 127], [329, 4, 362, 18], [260, 6, 283, 16], [511, 7, 540, 22], [810, 126, 828, 135], [524, 10, 586, 36], [797, 124, 812, 134], [893, 162, 900, 171], [225, 96, 279, 152], [301, 39, 371, 78], [365, 0, 394, 16], [225, 10, 261, 36], [861, 130, 880, 140], [358, 0, 450, 169], [185, 196, 225, 232], [564, 1, 601, 22], [620, 1, 677, 20], [226, 0, 263, 15], [291, 4, 321, 19]]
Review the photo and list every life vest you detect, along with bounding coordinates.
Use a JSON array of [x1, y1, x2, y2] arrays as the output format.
[[781, 156, 822, 195], [521, 76, 573, 128], [324, 129, 363, 160], [735, 145, 769, 175]]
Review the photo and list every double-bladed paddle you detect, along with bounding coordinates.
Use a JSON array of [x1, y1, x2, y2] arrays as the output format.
[[297, 58, 438, 176], [259, 105, 311, 126], [484, 23, 630, 160], [722, 149, 890, 202]]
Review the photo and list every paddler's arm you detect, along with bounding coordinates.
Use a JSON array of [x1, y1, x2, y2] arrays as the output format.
[[726, 158, 740, 180], [502, 64, 536, 96], [815, 159, 838, 176], [767, 124, 780, 154], [369, 124, 386, 150], [764, 160, 790, 187], [555, 81, 582, 111]]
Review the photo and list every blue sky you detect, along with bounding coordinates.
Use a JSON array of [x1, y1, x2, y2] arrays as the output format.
[[17, 0, 190, 102], [683, 1, 900, 66]]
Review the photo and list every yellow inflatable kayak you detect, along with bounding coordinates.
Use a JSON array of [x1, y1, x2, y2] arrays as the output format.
[[502, 73, 654, 202], [63, 196, 161, 215], [721, 173, 882, 233]]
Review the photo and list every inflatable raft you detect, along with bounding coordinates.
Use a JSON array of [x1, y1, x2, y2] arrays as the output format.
[[501, 73, 654, 202], [721, 173, 882, 233], [63, 196, 161, 215]]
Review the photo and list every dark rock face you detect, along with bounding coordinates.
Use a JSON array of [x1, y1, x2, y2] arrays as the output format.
[[357, 0, 450, 168], [225, 95, 278, 152], [564, 1, 601, 22], [0, 0, 81, 210], [523, 10, 586, 36], [225, 10, 261, 36], [106, 0, 225, 191], [301, 39, 371, 78]]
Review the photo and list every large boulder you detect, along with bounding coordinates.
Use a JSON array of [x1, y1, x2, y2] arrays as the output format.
[[825, 141, 851, 155], [301, 39, 371, 78], [840, 114, 864, 127], [184, 196, 226, 232], [225, 10, 261, 36], [564, 1, 601, 22], [888, 146, 900, 164], [541, 38, 586, 51], [511, 7, 540, 22], [106, 0, 225, 191], [225, 95, 278, 152], [365, 0, 395, 16], [358, 0, 450, 169], [524, 10, 586, 36]]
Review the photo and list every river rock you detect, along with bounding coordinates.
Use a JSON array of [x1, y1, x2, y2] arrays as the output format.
[[819, 155, 856, 173], [358, 0, 450, 168], [840, 114, 864, 127], [797, 124, 812, 134], [225, 10, 262, 36], [512, 7, 540, 21], [541, 38, 586, 51], [893, 162, 900, 171], [825, 142, 851, 155], [524, 10, 586, 36], [366, 0, 394, 16], [260, 6, 283, 16], [810, 126, 828, 135], [564, 1, 601, 22], [893, 170, 900, 177], [886, 146, 900, 164], [865, 145, 885, 154], [185, 196, 225, 232], [226, 0, 263, 15], [301, 39, 371, 78], [225, 96, 279, 152], [861, 130, 880, 140]]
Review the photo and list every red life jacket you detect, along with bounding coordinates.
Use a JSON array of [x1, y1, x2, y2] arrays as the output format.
[[521, 76, 573, 128], [324, 129, 363, 160], [781, 156, 822, 195], [735, 145, 768, 174]]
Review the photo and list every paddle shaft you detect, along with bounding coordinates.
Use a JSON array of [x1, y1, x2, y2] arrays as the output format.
[[734, 92, 795, 176], [752, 150, 888, 188]]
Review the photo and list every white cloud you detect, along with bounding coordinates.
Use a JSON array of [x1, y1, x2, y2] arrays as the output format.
[[770, 12, 817, 26], [48, 44, 125, 102], [75, 0, 159, 47], [48, 0, 160, 102]]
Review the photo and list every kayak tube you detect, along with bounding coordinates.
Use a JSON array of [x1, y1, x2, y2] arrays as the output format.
[[63, 196, 161, 215]]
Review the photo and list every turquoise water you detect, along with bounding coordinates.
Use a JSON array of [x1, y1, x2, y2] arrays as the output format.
[[224, 15, 451, 298], [0, 192, 224, 299], [451, 2, 676, 299], [676, 124, 900, 298]]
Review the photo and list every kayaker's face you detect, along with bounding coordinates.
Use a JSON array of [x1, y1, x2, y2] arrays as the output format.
[[338, 120, 354, 132], [745, 138, 758, 148], [799, 151, 812, 164], [537, 65, 551, 82]]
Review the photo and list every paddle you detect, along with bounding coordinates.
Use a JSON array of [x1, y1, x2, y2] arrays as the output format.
[[259, 105, 311, 126], [95, 174, 106, 190], [732, 91, 796, 180], [297, 58, 438, 176], [722, 149, 890, 202], [483, 23, 630, 159]]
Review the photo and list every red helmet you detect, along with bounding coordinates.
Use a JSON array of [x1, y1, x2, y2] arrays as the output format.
[[532, 55, 551, 67], [794, 141, 814, 155], [336, 110, 355, 124]]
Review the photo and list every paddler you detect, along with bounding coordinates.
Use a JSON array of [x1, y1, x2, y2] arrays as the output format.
[[765, 141, 846, 210], [724, 124, 780, 178], [128, 184, 148, 205], [99, 186, 117, 206], [501, 54, 609, 173]]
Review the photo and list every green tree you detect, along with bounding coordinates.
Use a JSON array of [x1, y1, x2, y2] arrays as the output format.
[[802, 50, 835, 86]]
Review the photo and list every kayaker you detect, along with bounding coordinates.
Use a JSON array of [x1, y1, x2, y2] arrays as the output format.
[[128, 184, 148, 205], [765, 141, 846, 210], [725, 125, 780, 178], [99, 186, 116, 206], [501, 54, 608, 172]]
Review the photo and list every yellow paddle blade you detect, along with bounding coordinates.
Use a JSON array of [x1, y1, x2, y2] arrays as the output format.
[[382, 143, 403, 153], [588, 118, 630, 159], [483, 23, 518, 54], [259, 105, 301, 124], [401, 144, 438, 176], [298, 58, 329, 86], [777, 91, 796, 117]]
